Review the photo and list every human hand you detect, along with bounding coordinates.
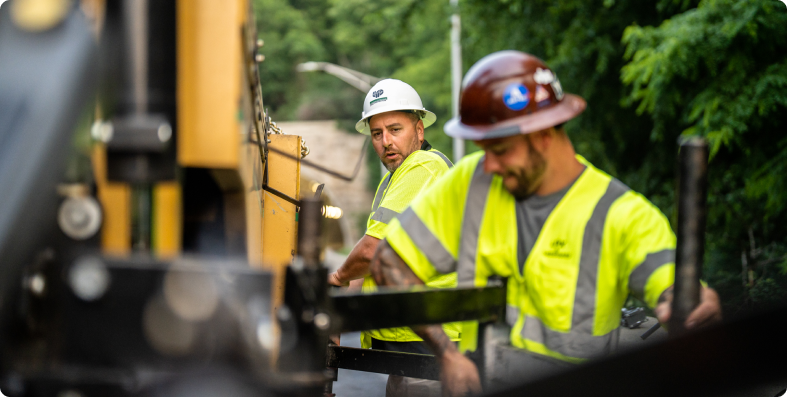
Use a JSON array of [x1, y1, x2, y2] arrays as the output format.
[[327, 272, 347, 287], [655, 286, 722, 330], [348, 278, 364, 292], [438, 350, 482, 397], [329, 334, 340, 345]]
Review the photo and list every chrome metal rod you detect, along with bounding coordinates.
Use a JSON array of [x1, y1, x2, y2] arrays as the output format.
[[123, 0, 148, 115]]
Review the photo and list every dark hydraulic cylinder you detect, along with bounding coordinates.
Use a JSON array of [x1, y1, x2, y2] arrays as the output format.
[[670, 137, 708, 336], [297, 198, 322, 268]]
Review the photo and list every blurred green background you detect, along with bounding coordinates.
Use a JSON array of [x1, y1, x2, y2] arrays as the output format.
[[252, 0, 787, 316]]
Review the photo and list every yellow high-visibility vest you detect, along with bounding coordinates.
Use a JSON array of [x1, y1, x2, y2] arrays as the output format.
[[385, 151, 675, 362], [360, 146, 461, 348]]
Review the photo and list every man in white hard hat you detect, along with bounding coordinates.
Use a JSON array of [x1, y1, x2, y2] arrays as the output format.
[[328, 79, 457, 397]]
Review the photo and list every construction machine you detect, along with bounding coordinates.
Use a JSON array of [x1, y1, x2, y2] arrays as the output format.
[[0, 0, 338, 394]]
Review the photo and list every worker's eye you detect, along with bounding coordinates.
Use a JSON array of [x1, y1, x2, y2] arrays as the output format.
[[372, 131, 382, 139], [491, 147, 507, 156]]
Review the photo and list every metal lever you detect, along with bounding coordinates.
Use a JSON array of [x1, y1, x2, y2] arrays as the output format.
[[670, 137, 708, 336]]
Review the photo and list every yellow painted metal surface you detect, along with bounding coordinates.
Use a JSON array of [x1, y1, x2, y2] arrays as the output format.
[[240, 132, 265, 267], [262, 135, 301, 268], [177, 0, 242, 168], [173, 0, 304, 367], [92, 145, 131, 255], [152, 182, 182, 259], [262, 135, 301, 307]]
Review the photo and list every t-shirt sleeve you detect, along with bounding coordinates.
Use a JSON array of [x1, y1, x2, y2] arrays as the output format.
[[614, 191, 677, 308], [365, 155, 447, 239]]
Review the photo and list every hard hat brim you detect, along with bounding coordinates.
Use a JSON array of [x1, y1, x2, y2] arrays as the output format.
[[355, 108, 436, 135], [444, 94, 586, 141]]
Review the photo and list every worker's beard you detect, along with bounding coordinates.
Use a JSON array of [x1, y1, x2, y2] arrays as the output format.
[[507, 141, 547, 200], [383, 134, 421, 173]]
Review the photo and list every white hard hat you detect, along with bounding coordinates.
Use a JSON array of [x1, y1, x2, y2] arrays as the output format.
[[355, 79, 436, 134]]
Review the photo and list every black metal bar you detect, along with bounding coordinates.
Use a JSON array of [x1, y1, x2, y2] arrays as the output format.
[[262, 183, 301, 207], [326, 346, 439, 381], [314, 183, 325, 199], [671, 137, 708, 336], [640, 322, 661, 340], [330, 283, 506, 333], [261, 158, 302, 207]]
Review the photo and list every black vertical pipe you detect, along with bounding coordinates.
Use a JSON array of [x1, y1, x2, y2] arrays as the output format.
[[297, 198, 322, 268], [670, 137, 708, 336]]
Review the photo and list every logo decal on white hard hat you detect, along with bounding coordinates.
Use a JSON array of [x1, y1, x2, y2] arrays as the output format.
[[370, 89, 387, 106], [503, 83, 530, 111], [370, 97, 387, 106]]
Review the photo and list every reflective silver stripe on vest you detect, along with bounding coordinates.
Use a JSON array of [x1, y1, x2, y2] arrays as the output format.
[[521, 178, 629, 359], [521, 316, 620, 360], [398, 207, 457, 273], [628, 248, 675, 301], [506, 304, 520, 327], [372, 173, 392, 212], [429, 150, 454, 169], [457, 157, 494, 286], [370, 206, 399, 225]]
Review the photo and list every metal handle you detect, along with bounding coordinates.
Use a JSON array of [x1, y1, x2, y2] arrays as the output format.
[[670, 137, 708, 336]]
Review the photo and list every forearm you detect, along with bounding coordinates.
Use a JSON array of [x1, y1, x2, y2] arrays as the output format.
[[413, 324, 459, 359], [371, 240, 482, 394], [370, 240, 455, 357], [332, 234, 380, 284]]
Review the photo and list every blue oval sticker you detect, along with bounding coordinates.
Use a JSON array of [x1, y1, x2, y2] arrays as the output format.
[[503, 83, 530, 111]]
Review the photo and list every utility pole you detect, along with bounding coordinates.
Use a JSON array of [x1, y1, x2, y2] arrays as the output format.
[[450, 0, 464, 162]]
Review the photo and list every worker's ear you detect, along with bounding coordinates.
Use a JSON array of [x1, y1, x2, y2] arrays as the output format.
[[416, 119, 424, 143], [530, 129, 553, 153]]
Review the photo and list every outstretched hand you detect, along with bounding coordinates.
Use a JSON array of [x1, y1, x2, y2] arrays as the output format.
[[655, 285, 722, 329], [438, 350, 482, 397], [327, 272, 348, 287]]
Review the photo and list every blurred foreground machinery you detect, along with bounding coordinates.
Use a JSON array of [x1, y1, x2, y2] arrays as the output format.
[[0, 0, 330, 395], [2, 1, 787, 397]]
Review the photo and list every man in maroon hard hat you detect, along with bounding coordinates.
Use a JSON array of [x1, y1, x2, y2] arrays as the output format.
[[368, 50, 722, 395]]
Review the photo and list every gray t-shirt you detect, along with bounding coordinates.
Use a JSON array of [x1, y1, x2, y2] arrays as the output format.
[[515, 167, 586, 272]]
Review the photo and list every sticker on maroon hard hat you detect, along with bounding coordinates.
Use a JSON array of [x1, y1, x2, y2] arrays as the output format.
[[534, 68, 555, 85], [503, 83, 530, 111], [535, 85, 551, 107], [534, 68, 564, 101], [551, 78, 564, 101]]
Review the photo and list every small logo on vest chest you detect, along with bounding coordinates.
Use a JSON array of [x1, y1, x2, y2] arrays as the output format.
[[544, 239, 570, 258]]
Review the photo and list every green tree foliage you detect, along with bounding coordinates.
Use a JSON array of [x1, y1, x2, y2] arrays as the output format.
[[622, 0, 787, 313], [253, 0, 327, 116], [254, 0, 455, 156]]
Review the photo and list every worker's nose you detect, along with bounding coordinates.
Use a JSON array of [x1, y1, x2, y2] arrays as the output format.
[[381, 130, 393, 149]]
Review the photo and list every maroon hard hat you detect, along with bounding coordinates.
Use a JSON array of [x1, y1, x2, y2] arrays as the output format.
[[445, 51, 586, 140]]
